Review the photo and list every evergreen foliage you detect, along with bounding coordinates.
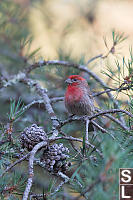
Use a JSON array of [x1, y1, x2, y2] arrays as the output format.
[[0, 1, 133, 200]]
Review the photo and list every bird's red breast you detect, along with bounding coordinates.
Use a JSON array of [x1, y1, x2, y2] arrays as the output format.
[[65, 84, 83, 103]]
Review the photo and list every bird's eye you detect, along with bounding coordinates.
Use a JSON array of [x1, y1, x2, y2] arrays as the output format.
[[73, 78, 77, 82]]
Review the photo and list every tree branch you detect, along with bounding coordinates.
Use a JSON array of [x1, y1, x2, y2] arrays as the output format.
[[61, 109, 133, 128], [22, 141, 47, 200], [0, 153, 30, 178], [95, 108, 129, 131], [20, 77, 60, 139], [93, 84, 133, 97]]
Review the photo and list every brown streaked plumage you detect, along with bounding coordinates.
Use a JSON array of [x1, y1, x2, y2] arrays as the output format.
[[65, 75, 95, 116]]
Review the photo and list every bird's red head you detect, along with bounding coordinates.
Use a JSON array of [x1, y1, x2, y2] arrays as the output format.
[[65, 75, 86, 86]]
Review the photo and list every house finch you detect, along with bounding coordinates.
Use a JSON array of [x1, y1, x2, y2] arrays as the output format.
[[65, 75, 95, 131]]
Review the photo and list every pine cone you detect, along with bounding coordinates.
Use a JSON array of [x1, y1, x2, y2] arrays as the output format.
[[20, 124, 47, 151], [41, 143, 71, 173]]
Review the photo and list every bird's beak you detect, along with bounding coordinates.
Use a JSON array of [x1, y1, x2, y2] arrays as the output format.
[[65, 78, 72, 84]]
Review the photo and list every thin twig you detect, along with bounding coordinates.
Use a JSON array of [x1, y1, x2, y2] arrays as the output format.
[[87, 54, 103, 65], [22, 97, 64, 112], [85, 118, 90, 142], [95, 108, 130, 131], [59, 131, 83, 156], [51, 176, 69, 196], [91, 120, 108, 133], [50, 136, 103, 158], [22, 100, 44, 112], [89, 109, 133, 120], [104, 114, 129, 131], [50, 97, 64, 103], [22, 141, 47, 200], [0, 153, 30, 178], [61, 109, 133, 128], [93, 84, 133, 97], [30, 172, 70, 200]]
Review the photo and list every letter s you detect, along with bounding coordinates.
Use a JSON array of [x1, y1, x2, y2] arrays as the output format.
[[121, 170, 131, 183]]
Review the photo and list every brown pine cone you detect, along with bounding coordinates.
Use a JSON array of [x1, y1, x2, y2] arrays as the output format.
[[20, 124, 47, 151], [41, 143, 71, 173]]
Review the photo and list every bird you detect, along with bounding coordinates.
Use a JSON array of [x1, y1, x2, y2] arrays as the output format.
[[65, 75, 95, 131]]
